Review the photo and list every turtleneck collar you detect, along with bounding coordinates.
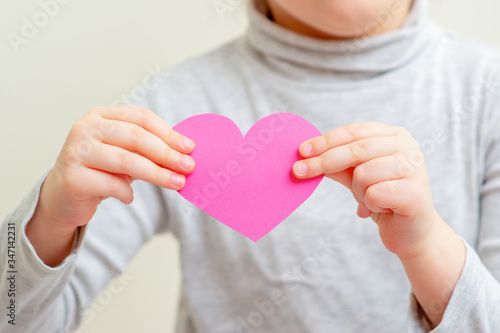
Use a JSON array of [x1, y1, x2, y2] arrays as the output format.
[[241, 0, 440, 86]]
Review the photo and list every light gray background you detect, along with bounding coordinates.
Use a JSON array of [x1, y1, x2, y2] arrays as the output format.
[[1, 0, 499, 332]]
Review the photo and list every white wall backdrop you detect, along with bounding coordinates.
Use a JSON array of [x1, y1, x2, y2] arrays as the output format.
[[1, 0, 499, 332]]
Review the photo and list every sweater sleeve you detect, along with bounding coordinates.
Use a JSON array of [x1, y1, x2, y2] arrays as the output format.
[[407, 71, 500, 333], [0, 170, 170, 333]]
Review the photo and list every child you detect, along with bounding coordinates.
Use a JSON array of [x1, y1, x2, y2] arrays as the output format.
[[2, 0, 499, 331]]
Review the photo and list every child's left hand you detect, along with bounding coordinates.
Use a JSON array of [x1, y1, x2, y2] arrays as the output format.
[[293, 122, 440, 259]]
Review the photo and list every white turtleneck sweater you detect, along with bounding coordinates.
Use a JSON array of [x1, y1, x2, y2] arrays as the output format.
[[1, 0, 500, 332]]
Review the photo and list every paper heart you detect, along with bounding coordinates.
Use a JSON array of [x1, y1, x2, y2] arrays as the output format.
[[173, 113, 323, 241]]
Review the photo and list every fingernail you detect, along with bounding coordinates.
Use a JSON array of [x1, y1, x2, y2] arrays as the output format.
[[300, 143, 312, 156], [171, 174, 185, 187], [294, 162, 307, 176], [180, 156, 194, 170], [181, 138, 194, 150]]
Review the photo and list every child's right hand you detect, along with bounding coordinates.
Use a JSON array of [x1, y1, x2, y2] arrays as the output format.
[[26, 105, 195, 266]]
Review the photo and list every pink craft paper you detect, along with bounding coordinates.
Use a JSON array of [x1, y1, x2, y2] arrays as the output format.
[[173, 113, 323, 242]]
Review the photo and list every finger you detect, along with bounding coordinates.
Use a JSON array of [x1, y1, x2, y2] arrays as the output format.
[[351, 155, 412, 206], [98, 105, 195, 154], [325, 167, 354, 190], [357, 202, 373, 218], [294, 136, 400, 179], [84, 143, 186, 190], [299, 122, 400, 158], [101, 119, 195, 174], [69, 167, 134, 204], [325, 168, 374, 218], [364, 179, 425, 216], [115, 173, 135, 185]]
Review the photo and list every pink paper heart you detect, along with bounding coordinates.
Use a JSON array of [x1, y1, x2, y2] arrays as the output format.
[[173, 113, 323, 241]]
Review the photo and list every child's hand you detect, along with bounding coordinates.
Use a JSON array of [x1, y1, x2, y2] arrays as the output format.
[[47, 105, 195, 226], [293, 122, 439, 258], [293, 122, 466, 326], [27, 105, 195, 266]]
